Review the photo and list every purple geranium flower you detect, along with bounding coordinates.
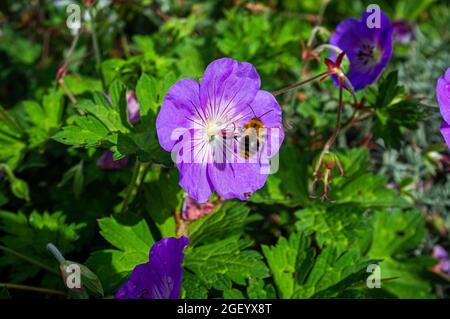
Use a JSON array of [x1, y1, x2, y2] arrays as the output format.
[[437, 68, 450, 122], [116, 236, 189, 299], [182, 193, 215, 221], [330, 10, 393, 91], [96, 150, 129, 170], [437, 68, 450, 148], [156, 58, 284, 203], [392, 20, 416, 44]]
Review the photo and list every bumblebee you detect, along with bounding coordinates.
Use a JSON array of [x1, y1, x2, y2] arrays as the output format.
[[237, 107, 272, 160]]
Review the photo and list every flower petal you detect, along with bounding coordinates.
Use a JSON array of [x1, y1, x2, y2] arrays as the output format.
[[96, 151, 129, 170], [156, 78, 202, 152], [199, 58, 261, 118], [208, 161, 269, 200], [437, 68, 450, 124], [178, 162, 214, 203], [441, 121, 450, 149], [115, 236, 189, 299], [248, 90, 284, 157], [330, 11, 393, 91]]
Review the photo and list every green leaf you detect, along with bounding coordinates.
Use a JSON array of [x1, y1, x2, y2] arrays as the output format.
[[143, 168, 182, 237], [188, 201, 250, 246], [366, 209, 433, 298], [75, 99, 125, 133], [293, 247, 375, 298], [109, 80, 131, 128], [223, 288, 246, 299], [262, 232, 314, 298], [184, 238, 269, 292], [249, 145, 309, 207], [330, 148, 410, 208], [182, 272, 209, 299], [0, 210, 85, 283], [247, 279, 276, 299], [368, 209, 425, 258], [53, 123, 110, 148], [63, 75, 102, 95], [86, 215, 154, 294], [135, 74, 158, 121], [262, 231, 375, 299], [295, 204, 372, 253], [58, 161, 84, 199], [375, 70, 399, 109], [98, 215, 154, 257]]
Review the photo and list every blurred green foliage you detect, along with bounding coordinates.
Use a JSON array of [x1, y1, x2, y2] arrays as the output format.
[[0, 0, 449, 299]]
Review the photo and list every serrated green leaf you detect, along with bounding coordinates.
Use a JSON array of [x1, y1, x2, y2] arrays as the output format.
[[188, 201, 250, 246], [249, 145, 309, 207], [375, 70, 399, 109], [98, 215, 154, 257], [294, 248, 375, 298], [184, 238, 269, 291], [262, 232, 314, 298], [135, 73, 158, 120], [0, 210, 85, 283], [295, 204, 372, 253], [86, 215, 154, 294]]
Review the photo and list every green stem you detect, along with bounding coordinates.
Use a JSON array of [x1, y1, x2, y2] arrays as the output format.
[[120, 160, 141, 214], [272, 71, 328, 97], [59, 80, 77, 105], [324, 83, 344, 152], [0, 283, 66, 296], [0, 245, 60, 276], [88, 7, 105, 90]]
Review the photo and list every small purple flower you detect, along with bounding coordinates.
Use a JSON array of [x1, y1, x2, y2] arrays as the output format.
[[126, 91, 140, 124], [156, 58, 284, 203], [96, 151, 129, 170], [432, 245, 450, 274], [392, 20, 416, 44], [115, 236, 189, 299], [330, 10, 393, 91], [182, 193, 215, 221]]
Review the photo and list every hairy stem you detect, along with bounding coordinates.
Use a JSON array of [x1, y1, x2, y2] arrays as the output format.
[[0, 245, 59, 276], [272, 71, 328, 97], [58, 79, 77, 105], [120, 159, 141, 214], [324, 84, 344, 152]]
